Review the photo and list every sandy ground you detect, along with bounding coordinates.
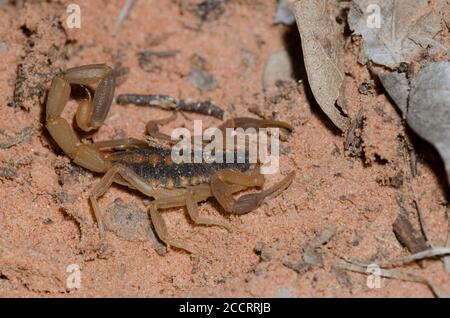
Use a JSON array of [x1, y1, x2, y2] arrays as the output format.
[[0, 0, 449, 297]]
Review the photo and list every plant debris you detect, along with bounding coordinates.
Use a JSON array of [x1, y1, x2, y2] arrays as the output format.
[[348, 0, 445, 67], [378, 71, 410, 117], [292, 0, 350, 131], [113, 0, 136, 36], [445, 212, 450, 273], [337, 259, 448, 298], [378, 247, 450, 267], [117, 94, 226, 119], [407, 62, 450, 186], [393, 213, 428, 257]]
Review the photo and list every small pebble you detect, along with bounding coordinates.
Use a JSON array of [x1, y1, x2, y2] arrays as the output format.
[[188, 67, 218, 92], [0, 166, 17, 179], [0, 40, 8, 53], [262, 49, 295, 90], [274, 0, 295, 25], [55, 191, 76, 204], [43, 218, 54, 225], [105, 198, 167, 255]]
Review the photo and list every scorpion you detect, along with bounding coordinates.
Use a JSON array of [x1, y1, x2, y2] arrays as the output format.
[[46, 64, 295, 253]]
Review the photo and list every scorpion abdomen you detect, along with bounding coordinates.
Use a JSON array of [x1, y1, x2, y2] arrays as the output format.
[[108, 147, 252, 189]]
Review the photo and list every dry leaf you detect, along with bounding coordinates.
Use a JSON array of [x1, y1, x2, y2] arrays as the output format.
[[292, 0, 350, 131], [348, 0, 443, 67], [378, 71, 410, 117], [393, 213, 428, 256], [407, 62, 450, 185]]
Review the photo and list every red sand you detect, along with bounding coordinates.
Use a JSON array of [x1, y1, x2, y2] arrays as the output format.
[[0, 0, 449, 297]]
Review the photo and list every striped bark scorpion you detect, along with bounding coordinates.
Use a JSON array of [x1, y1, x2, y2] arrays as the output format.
[[46, 64, 295, 253]]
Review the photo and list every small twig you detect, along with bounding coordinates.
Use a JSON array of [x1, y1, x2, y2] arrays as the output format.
[[377, 247, 450, 267], [117, 94, 227, 120], [337, 259, 448, 298], [113, 0, 136, 36], [409, 147, 418, 177], [402, 141, 434, 249], [444, 209, 450, 273], [338, 247, 450, 269], [412, 188, 433, 248], [393, 212, 428, 260], [338, 259, 423, 284]]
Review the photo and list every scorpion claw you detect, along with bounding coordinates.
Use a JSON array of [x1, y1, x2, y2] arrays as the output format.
[[234, 171, 295, 214], [212, 170, 295, 215], [91, 73, 116, 127]]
